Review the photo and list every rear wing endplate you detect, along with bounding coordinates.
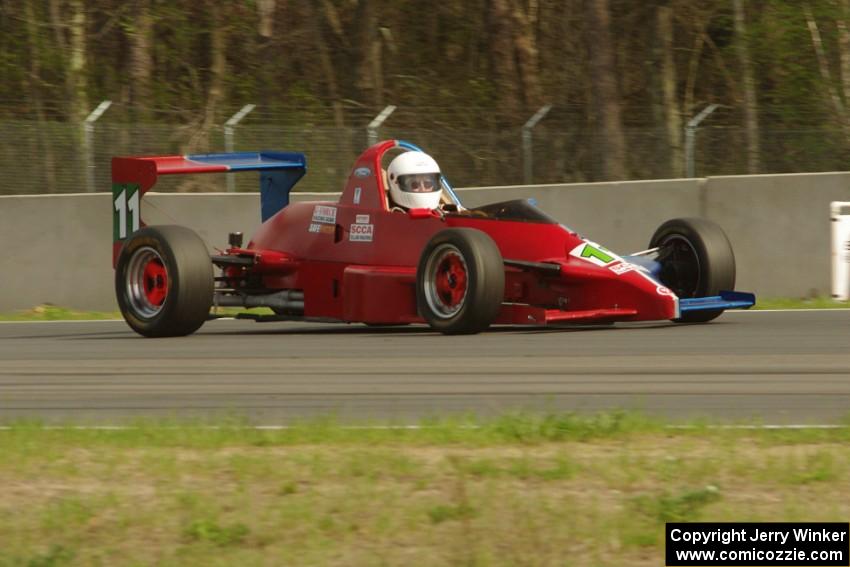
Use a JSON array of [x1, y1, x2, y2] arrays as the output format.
[[111, 151, 306, 265]]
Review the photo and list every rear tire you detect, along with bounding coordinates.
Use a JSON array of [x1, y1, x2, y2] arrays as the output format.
[[649, 218, 736, 323], [115, 225, 213, 337], [416, 228, 504, 334]]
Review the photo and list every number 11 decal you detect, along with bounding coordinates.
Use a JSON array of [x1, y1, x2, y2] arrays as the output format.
[[113, 184, 140, 240]]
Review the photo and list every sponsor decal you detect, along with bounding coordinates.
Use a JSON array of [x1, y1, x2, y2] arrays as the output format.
[[656, 285, 676, 297], [609, 261, 650, 276], [308, 223, 335, 235], [349, 223, 374, 242], [355, 214, 370, 224], [353, 186, 362, 204], [354, 167, 372, 178], [311, 205, 337, 224], [569, 241, 621, 267], [609, 262, 637, 275]]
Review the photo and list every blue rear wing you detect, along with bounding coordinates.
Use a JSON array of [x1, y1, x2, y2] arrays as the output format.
[[184, 152, 307, 221]]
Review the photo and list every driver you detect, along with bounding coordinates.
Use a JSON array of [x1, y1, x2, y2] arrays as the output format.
[[386, 151, 442, 211]]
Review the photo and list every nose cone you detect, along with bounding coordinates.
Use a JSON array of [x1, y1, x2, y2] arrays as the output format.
[[622, 270, 679, 320]]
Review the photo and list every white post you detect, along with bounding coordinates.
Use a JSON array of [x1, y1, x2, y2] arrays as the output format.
[[224, 104, 256, 193], [522, 104, 552, 184], [684, 103, 719, 178], [831, 201, 850, 300], [83, 100, 112, 193], [367, 105, 397, 146]]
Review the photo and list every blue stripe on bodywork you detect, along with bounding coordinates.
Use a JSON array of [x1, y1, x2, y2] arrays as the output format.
[[621, 255, 662, 279]]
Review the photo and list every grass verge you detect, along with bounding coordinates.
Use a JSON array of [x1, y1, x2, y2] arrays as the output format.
[[0, 305, 272, 322], [1, 413, 849, 566], [752, 297, 848, 310]]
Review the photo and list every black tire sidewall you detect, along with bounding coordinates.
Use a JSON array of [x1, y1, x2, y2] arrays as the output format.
[[649, 218, 736, 322], [416, 228, 504, 334], [115, 225, 213, 337]]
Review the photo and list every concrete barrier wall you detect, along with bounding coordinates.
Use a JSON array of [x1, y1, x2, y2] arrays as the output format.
[[703, 173, 850, 297], [0, 191, 337, 312], [1, 173, 847, 311]]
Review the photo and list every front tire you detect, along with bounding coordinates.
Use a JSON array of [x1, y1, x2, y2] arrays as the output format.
[[649, 218, 736, 323], [416, 228, 505, 334], [115, 225, 213, 337]]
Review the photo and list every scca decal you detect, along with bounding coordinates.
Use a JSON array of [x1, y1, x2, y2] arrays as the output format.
[[349, 223, 374, 242]]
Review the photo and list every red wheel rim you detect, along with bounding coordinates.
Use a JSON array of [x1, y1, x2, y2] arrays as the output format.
[[423, 244, 469, 318], [435, 253, 468, 308], [143, 257, 168, 306], [126, 246, 169, 318]]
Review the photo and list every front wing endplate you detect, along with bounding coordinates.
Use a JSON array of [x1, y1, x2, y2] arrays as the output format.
[[679, 291, 756, 313]]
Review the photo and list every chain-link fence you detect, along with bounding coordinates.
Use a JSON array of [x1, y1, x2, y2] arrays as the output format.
[[3, 112, 850, 196]]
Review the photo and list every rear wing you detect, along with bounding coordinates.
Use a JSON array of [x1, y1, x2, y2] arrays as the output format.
[[111, 151, 306, 266]]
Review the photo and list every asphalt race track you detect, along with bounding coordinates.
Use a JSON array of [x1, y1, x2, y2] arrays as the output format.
[[1, 310, 848, 424]]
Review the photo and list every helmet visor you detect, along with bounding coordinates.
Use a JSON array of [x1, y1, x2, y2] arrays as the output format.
[[397, 173, 440, 193]]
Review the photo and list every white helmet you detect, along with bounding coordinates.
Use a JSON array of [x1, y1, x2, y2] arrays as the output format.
[[387, 151, 442, 210]]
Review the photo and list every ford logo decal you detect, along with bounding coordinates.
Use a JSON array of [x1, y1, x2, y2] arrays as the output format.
[[354, 167, 371, 178]]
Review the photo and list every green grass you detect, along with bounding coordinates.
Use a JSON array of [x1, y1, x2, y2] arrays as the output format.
[[0, 304, 273, 321], [1, 414, 849, 566], [752, 296, 848, 310], [1, 297, 846, 322], [0, 304, 123, 321]]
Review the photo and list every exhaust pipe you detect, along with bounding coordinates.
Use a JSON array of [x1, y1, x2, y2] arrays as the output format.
[[214, 290, 304, 313]]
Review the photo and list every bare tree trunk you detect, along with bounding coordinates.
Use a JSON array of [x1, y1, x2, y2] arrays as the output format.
[[585, 0, 627, 180], [354, 0, 382, 107], [68, 0, 88, 125], [511, 0, 542, 108], [303, 1, 351, 163], [657, 4, 682, 177], [489, 0, 520, 118], [303, 2, 345, 129], [684, 30, 706, 121], [187, 3, 226, 164], [47, 0, 73, 118], [804, 2, 850, 141], [129, 0, 153, 121], [257, 0, 275, 38], [24, 0, 57, 193], [838, 0, 850, 105], [732, 0, 760, 173]]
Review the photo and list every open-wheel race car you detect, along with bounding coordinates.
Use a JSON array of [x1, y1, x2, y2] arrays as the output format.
[[111, 140, 755, 337]]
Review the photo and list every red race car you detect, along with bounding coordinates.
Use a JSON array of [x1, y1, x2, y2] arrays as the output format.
[[111, 139, 755, 337]]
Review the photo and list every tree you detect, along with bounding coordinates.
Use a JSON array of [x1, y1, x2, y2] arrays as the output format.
[[657, 2, 683, 177], [733, 0, 760, 173], [585, 0, 627, 180], [129, 0, 153, 121]]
